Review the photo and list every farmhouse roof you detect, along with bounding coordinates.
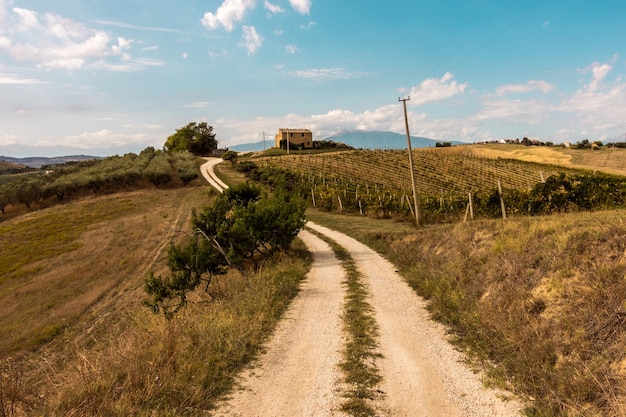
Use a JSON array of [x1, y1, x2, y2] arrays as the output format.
[[278, 128, 312, 133]]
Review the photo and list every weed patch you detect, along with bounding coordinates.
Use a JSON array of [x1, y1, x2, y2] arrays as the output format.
[[308, 227, 382, 416]]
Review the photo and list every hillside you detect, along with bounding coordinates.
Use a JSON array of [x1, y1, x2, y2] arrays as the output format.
[[0, 154, 100, 168], [457, 143, 626, 176], [253, 147, 584, 197], [0, 160, 30, 175]]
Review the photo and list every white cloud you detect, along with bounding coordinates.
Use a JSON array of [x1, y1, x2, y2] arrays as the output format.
[[0, 134, 18, 146], [61, 129, 159, 148], [201, 0, 256, 32], [182, 52, 189, 59], [289, 0, 311, 14], [0, 73, 45, 84], [93, 20, 183, 34], [13, 7, 39, 30], [239, 25, 263, 55], [90, 57, 165, 72], [299, 21, 316, 30], [286, 67, 371, 80], [285, 44, 298, 54], [264, 0, 285, 14], [0, 8, 156, 71], [181, 101, 212, 108], [585, 63, 612, 93], [406, 72, 467, 106], [495, 80, 555, 96]]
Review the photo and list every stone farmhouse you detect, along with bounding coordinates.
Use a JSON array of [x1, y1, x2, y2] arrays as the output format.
[[275, 128, 314, 150]]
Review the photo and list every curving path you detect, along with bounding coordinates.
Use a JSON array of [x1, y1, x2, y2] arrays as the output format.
[[203, 157, 523, 416]]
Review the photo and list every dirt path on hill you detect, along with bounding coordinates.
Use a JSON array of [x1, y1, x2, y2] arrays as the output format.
[[211, 230, 347, 417], [205, 158, 524, 416], [306, 222, 523, 416], [201, 157, 228, 192]]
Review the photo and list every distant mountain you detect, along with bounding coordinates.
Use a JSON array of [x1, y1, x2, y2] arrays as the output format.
[[0, 155, 100, 168], [229, 141, 267, 152], [325, 130, 462, 149], [229, 131, 462, 152]]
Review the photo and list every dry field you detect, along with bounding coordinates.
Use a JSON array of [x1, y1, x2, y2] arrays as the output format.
[[454, 144, 626, 176], [0, 186, 207, 358]]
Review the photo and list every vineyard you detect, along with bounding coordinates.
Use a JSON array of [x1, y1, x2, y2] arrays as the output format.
[[247, 148, 622, 224]]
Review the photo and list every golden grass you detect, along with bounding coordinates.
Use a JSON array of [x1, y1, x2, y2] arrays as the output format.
[[0, 187, 206, 357], [459, 144, 626, 176], [1, 178, 312, 415]]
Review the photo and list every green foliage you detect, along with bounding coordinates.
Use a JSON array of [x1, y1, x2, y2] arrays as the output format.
[[145, 182, 307, 318], [172, 151, 199, 185], [164, 122, 217, 156], [249, 151, 626, 224], [0, 147, 202, 217], [222, 150, 238, 164], [143, 152, 172, 187]]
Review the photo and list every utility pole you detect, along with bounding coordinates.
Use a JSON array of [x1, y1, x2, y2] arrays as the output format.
[[399, 97, 419, 226]]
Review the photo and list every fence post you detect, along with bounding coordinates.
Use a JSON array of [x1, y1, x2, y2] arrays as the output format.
[[498, 180, 507, 219]]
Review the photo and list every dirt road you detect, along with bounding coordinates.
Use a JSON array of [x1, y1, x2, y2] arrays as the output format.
[[212, 230, 346, 417], [204, 158, 523, 416]]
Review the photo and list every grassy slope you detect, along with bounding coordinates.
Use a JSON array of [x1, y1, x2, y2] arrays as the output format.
[[0, 176, 310, 415], [459, 144, 626, 176]]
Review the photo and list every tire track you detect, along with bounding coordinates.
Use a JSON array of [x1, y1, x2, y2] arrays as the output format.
[[211, 230, 347, 417], [307, 222, 523, 416]]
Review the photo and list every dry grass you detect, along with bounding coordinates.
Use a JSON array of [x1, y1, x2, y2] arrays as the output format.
[[308, 208, 626, 416], [0, 180, 310, 415], [0, 186, 203, 357], [459, 144, 626, 176]]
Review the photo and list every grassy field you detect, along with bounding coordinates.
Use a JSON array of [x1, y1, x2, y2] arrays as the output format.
[[0, 178, 310, 415], [4, 149, 626, 416], [458, 143, 626, 176]]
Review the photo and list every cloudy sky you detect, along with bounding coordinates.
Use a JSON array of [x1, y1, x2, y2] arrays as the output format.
[[1, 0, 625, 156]]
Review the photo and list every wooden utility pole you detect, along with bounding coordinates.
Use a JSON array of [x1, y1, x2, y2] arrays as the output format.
[[399, 97, 419, 226]]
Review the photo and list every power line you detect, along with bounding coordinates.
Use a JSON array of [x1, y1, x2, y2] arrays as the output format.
[[423, 2, 517, 80], [422, 0, 548, 79], [448, 0, 548, 73]]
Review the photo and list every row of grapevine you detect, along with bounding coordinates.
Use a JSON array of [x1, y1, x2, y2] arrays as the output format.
[[247, 150, 624, 224]]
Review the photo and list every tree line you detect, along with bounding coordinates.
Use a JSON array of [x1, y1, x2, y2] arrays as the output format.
[[0, 148, 199, 215]]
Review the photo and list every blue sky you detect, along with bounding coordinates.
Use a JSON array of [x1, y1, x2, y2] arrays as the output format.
[[1, 0, 625, 156]]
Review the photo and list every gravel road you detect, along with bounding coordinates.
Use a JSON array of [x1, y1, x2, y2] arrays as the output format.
[[211, 230, 346, 417], [204, 157, 524, 416]]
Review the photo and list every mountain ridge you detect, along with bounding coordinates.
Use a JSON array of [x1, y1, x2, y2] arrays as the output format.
[[229, 130, 463, 152]]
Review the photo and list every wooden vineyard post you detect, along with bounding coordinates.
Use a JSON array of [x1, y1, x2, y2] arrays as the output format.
[[404, 194, 415, 218], [311, 188, 316, 207], [464, 192, 474, 222], [359, 200, 363, 215], [338, 196, 343, 212], [498, 180, 507, 219], [540, 171, 545, 183]]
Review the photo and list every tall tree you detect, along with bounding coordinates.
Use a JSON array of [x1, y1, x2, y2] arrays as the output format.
[[164, 122, 217, 156]]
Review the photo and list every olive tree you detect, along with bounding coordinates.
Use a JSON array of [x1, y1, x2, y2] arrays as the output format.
[[144, 182, 307, 318]]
